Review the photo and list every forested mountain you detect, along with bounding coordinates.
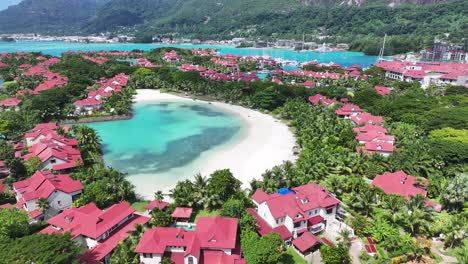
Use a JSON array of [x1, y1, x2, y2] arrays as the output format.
[[0, 0, 466, 55], [0, 0, 109, 34]]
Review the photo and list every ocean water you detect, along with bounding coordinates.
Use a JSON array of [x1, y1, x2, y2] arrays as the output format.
[[0, 41, 379, 67], [88, 100, 243, 197]]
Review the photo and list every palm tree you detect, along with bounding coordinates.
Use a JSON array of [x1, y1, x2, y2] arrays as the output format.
[[193, 173, 208, 190], [339, 229, 351, 247], [71, 125, 102, 154], [453, 239, 468, 263], [154, 190, 164, 202], [37, 198, 50, 212], [352, 188, 376, 217], [401, 195, 433, 236]]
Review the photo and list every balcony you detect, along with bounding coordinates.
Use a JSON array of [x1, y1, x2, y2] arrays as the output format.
[[309, 224, 325, 234]]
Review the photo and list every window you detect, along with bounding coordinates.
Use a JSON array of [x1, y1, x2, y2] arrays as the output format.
[[188, 256, 194, 264], [57, 200, 61, 205], [50, 159, 56, 164], [326, 207, 334, 214], [294, 221, 302, 228], [142, 253, 151, 258]]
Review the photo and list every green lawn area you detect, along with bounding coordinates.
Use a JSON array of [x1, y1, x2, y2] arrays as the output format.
[[131, 201, 150, 212], [193, 209, 220, 223], [281, 247, 307, 264]]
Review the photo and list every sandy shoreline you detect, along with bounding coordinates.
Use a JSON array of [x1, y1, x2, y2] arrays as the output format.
[[132, 89, 297, 198]]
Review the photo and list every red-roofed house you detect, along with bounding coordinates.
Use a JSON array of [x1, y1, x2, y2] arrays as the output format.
[[163, 50, 181, 62], [145, 200, 170, 212], [301, 80, 316, 88], [246, 208, 293, 241], [135, 216, 245, 264], [335, 104, 362, 119], [23, 122, 60, 147], [357, 141, 394, 157], [13, 170, 83, 221], [308, 94, 337, 107], [23, 143, 83, 172], [351, 112, 385, 126], [0, 203, 12, 209], [374, 86, 392, 96], [376, 60, 468, 88], [353, 124, 387, 134], [171, 207, 193, 221], [372, 171, 441, 211], [292, 232, 321, 257], [0, 97, 22, 111], [0, 178, 8, 193], [74, 97, 102, 114], [355, 131, 394, 144], [251, 183, 340, 238], [0, 161, 10, 176], [371, 171, 427, 199], [41, 201, 149, 263]]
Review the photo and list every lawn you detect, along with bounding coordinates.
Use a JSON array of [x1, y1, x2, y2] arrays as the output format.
[[193, 209, 220, 223], [281, 247, 307, 264], [131, 201, 150, 212]]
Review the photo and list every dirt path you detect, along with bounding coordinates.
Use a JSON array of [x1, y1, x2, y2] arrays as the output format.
[[350, 239, 363, 264], [431, 240, 457, 263]]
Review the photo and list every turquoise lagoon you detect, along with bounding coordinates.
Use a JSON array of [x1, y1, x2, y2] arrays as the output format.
[[0, 41, 379, 67], [88, 100, 243, 197]]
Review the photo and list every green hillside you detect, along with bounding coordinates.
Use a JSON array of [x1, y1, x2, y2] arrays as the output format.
[[0, 0, 110, 34], [0, 0, 466, 55]]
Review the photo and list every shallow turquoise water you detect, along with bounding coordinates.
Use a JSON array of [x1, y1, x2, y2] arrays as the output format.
[[88, 100, 242, 192], [0, 41, 379, 67]]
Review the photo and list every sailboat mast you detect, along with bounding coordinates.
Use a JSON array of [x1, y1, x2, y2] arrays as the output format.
[[378, 34, 387, 63]]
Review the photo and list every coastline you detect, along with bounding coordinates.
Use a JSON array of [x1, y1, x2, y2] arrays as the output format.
[[60, 114, 132, 125], [132, 89, 297, 197]]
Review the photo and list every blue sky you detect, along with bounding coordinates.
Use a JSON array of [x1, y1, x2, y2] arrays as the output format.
[[0, 0, 22, 11]]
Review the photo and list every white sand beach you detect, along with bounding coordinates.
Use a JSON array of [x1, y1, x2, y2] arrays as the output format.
[[132, 89, 297, 198]]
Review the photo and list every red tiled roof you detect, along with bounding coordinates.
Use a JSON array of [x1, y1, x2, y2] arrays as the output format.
[[13, 171, 83, 202], [0, 203, 12, 209], [356, 130, 387, 142], [321, 237, 335, 247], [135, 227, 195, 254], [171, 207, 193, 219], [365, 244, 377, 253], [252, 189, 275, 204], [424, 200, 442, 212], [0, 98, 22, 107], [74, 97, 102, 106], [0, 179, 7, 193], [371, 171, 427, 199], [335, 104, 362, 116], [292, 232, 321, 252], [44, 201, 136, 239], [353, 124, 387, 134], [375, 86, 391, 96], [24, 143, 83, 171], [145, 200, 170, 211], [308, 94, 337, 107], [363, 141, 394, 153], [351, 113, 385, 126], [79, 214, 149, 263], [253, 184, 339, 220], [201, 250, 245, 264], [29, 209, 43, 219], [246, 208, 293, 240], [302, 80, 315, 87], [308, 215, 324, 226], [195, 216, 238, 249], [135, 216, 242, 260]]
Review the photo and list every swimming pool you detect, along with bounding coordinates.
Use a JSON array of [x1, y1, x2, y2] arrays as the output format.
[[175, 224, 196, 231]]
